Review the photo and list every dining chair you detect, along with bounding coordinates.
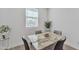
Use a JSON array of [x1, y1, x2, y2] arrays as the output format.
[[35, 30, 42, 34], [22, 37, 30, 50], [54, 36, 66, 50], [54, 30, 62, 35]]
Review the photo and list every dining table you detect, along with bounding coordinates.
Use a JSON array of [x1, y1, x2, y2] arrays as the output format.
[[28, 32, 64, 50]]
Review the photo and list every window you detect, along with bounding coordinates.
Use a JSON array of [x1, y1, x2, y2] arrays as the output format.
[[26, 8, 38, 27]]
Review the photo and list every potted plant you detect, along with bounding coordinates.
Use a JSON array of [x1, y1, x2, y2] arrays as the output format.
[[0, 25, 10, 39], [44, 21, 51, 32]]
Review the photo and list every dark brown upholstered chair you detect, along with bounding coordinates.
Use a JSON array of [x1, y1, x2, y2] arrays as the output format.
[[22, 37, 30, 50], [54, 36, 66, 50], [35, 30, 42, 34], [54, 30, 62, 35]]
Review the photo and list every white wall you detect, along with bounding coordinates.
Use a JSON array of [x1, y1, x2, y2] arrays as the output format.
[[0, 8, 48, 49], [0, 8, 25, 49], [48, 8, 79, 49]]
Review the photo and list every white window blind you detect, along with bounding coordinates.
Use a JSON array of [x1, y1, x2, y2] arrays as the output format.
[[26, 8, 38, 27]]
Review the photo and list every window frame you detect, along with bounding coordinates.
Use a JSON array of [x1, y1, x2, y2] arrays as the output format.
[[25, 8, 39, 28]]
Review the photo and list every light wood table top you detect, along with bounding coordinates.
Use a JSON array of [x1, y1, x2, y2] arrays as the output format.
[[28, 32, 63, 50]]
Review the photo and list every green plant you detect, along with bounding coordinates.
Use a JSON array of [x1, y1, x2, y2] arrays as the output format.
[[0, 25, 10, 33], [45, 21, 51, 29]]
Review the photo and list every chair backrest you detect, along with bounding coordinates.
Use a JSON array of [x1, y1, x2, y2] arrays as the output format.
[[22, 37, 30, 50], [54, 37, 66, 50], [54, 30, 62, 35], [35, 30, 42, 34]]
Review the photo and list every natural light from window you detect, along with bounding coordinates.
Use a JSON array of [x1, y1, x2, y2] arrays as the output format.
[[26, 8, 38, 27]]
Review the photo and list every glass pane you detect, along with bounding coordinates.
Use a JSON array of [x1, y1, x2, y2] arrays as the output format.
[[26, 9, 38, 17], [26, 8, 38, 27], [26, 17, 38, 27]]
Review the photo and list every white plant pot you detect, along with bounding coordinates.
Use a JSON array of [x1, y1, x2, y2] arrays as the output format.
[[45, 28, 51, 32]]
